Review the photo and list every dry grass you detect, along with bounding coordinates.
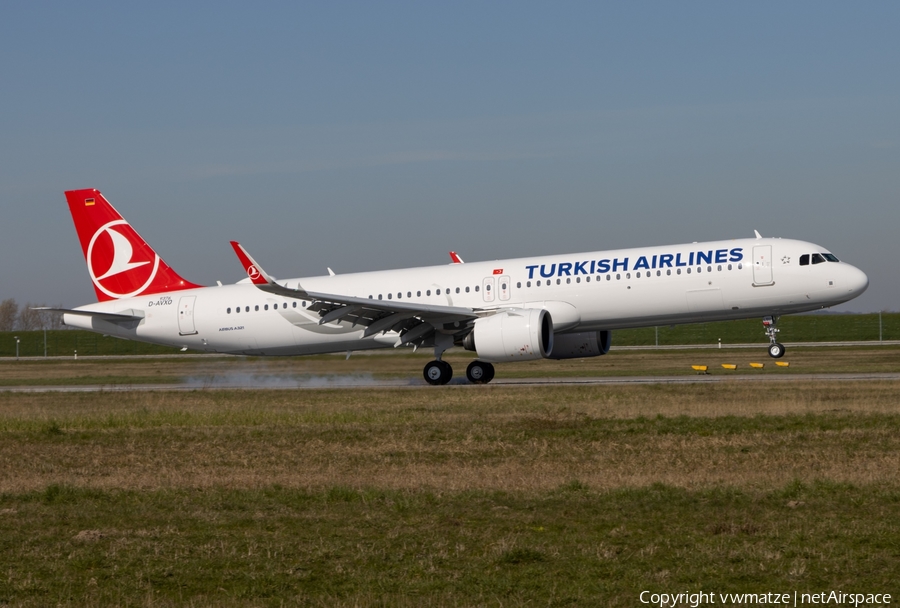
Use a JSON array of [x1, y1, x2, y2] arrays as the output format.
[[1, 381, 898, 495]]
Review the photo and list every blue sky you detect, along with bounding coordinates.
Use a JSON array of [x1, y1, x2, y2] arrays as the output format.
[[1, 2, 897, 311]]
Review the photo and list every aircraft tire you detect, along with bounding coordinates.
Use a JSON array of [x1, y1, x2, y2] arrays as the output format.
[[466, 360, 495, 384], [768, 343, 786, 358], [424, 360, 452, 385]]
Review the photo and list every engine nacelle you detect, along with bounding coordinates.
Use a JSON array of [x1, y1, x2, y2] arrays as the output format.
[[547, 330, 611, 360], [464, 309, 553, 362]]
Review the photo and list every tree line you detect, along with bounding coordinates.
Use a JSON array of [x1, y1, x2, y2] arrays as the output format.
[[0, 299, 65, 331]]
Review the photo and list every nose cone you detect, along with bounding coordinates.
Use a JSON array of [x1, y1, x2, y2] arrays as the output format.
[[845, 264, 869, 298]]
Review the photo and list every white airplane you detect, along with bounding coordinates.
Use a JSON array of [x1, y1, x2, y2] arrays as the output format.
[[46, 188, 869, 385]]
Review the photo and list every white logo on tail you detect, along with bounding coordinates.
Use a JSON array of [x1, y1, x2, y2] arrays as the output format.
[[95, 228, 150, 280], [247, 265, 261, 280], [87, 220, 160, 299]]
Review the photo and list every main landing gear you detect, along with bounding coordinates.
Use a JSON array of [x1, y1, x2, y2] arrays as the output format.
[[763, 316, 786, 358], [422, 360, 496, 385]]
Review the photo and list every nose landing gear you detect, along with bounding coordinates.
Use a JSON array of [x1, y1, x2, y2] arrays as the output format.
[[763, 316, 786, 358]]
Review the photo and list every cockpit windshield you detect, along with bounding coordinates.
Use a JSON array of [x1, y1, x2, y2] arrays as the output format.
[[800, 252, 840, 266]]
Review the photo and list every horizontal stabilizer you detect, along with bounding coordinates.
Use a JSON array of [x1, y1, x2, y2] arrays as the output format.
[[33, 307, 146, 322]]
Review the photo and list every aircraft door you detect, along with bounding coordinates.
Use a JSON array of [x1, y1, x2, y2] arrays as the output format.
[[482, 277, 495, 303], [178, 295, 198, 335], [752, 245, 774, 286], [498, 275, 511, 301]]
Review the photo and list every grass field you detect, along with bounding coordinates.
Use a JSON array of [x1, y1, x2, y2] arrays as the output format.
[[0, 350, 898, 606]]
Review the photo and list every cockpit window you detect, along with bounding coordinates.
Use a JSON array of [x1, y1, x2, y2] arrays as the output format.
[[799, 254, 809, 266], [811, 253, 826, 264], [823, 253, 839, 262]]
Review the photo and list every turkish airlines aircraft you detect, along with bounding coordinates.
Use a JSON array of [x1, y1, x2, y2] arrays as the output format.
[[46, 189, 869, 385]]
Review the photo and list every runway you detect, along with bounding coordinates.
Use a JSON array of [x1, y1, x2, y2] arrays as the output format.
[[4, 372, 899, 392]]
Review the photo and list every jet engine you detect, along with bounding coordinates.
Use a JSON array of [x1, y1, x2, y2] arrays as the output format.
[[547, 330, 611, 360], [463, 309, 553, 362]]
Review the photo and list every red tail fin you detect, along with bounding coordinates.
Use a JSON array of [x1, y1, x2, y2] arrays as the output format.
[[65, 189, 201, 302]]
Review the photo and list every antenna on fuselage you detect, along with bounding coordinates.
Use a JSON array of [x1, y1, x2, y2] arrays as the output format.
[[754, 230, 763, 239]]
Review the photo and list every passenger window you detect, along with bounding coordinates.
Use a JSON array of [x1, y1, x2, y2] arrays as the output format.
[[526, 281, 531, 287], [667, 269, 671, 276], [474, 286, 479, 292], [566, 278, 571, 284], [455, 287, 460, 294], [677, 269, 681, 275], [738, 263, 743, 270], [516, 282, 521, 288], [800, 254, 810, 266], [302, 301, 307, 307], [626, 273, 630, 279], [657, 270, 661, 276], [245, 306, 250, 312], [426, 290, 431, 296], [388, 293, 392, 299], [636, 272, 640, 278], [697, 267, 701, 273], [556, 279, 561, 285], [537, 280, 541, 286], [437, 289, 441, 295], [727, 264, 732, 270], [485, 285, 491, 292], [466, 286, 470, 293], [717, 265, 722, 271], [407, 292, 412, 298], [264, 304, 269, 310], [616, 274, 621, 280], [293, 302, 297, 307], [708, 266, 712, 272], [576, 277, 580, 283], [397, 293, 401, 299], [227, 307, 231, 314], [236, 307, 240, 313], [378, 294, 383, 300], [417, 291, 421, 297], [606, 275, 611, 281], [586, 276, 590, 282]]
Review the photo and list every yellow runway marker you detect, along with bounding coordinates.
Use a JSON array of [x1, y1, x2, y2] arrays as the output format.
[[691, 365, 709, 374], [776, 361, 790, 367], [749, 363, 765, 369], [721, 364, 737, 370]]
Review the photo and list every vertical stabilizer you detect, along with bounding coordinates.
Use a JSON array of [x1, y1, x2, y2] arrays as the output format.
[[65, 189, 201, 302]]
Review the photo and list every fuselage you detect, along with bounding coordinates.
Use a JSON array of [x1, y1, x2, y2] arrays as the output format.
[[65, 237, 869, 356]]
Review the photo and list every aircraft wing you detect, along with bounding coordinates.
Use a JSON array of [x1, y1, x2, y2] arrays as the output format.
[[230, 242, 478, 344]]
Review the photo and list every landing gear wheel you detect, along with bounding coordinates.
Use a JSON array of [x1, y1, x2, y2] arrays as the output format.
[[424, 360, 453, 385], [768, 343, 786, 359], [466, 360, 495, 384]]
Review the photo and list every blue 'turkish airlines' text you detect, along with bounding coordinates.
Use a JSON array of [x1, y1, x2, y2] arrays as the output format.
[[525, 247, 744, 279]]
